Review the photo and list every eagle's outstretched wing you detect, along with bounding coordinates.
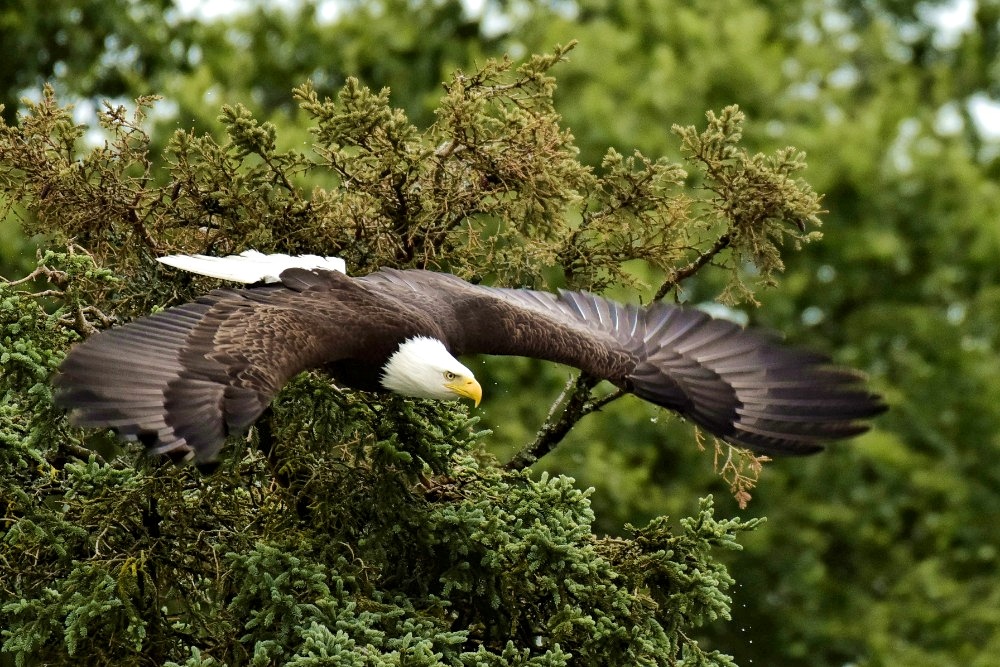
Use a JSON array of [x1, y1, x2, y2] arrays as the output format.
[[365, 269, 886, 455], [56, 269, 377, 462]]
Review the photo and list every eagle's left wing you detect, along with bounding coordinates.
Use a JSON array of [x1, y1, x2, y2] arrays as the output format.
[[365, 269, 886, 456]]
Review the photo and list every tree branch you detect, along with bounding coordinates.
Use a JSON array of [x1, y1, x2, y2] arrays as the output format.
[[653, 232, 731, 301], [506, 373, 625, 471], [125, 193, 160, 252]]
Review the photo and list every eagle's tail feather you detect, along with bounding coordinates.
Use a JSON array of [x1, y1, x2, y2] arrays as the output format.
[[157, 250, 346, 284]]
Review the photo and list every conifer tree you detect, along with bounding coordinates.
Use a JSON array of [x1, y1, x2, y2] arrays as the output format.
[[0, 47, 826, 665]]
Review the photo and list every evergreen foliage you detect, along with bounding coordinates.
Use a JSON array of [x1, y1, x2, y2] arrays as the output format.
[[0, 49, 823, 665], [4, 0, 1000, 664]]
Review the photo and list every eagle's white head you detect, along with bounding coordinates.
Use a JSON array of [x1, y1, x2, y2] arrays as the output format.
[[380, 337, 482, 405]]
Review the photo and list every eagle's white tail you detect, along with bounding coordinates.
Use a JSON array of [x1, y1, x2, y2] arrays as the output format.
[[157, 250, 347, 283]]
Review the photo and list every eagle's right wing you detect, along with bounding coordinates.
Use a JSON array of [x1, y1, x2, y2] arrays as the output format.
[[56, 270, 362, 462]]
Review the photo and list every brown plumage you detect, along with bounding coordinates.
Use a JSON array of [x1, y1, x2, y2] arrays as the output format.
[[55, 265, 886, 463]]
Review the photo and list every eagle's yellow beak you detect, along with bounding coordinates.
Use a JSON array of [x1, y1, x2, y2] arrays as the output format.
[[447, 376, 482, 407]]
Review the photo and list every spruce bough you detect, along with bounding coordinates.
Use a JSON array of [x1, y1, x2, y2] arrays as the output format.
[[1, 46, 830, 664]]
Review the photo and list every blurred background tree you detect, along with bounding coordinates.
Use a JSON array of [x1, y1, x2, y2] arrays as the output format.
[[2, 0, 999, 664]]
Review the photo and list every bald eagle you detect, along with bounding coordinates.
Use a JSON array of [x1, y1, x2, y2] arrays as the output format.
[[55, 251, 885, 463]]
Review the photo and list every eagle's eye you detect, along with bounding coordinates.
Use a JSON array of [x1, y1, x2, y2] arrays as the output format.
[[444, 371, 457, 381]]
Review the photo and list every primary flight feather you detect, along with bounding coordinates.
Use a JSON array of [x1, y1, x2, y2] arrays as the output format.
[[55, 252, 885, 463]]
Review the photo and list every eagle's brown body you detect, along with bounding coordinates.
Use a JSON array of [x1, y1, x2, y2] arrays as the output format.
[[56, 265, 885, 462]]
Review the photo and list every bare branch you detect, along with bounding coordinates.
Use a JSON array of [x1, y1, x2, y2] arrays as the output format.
[[506, 373, 624, 471], [653, 232, 731, 301]]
